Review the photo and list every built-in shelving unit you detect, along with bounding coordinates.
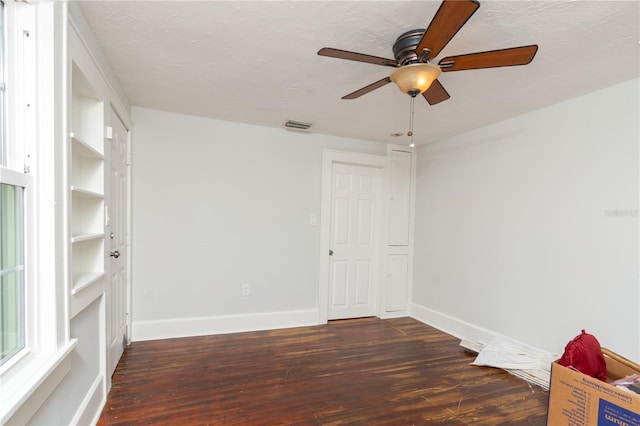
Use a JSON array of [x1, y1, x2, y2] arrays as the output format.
[[70, 64, 105, 297]]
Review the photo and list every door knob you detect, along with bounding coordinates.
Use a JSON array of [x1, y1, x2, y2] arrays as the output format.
[[110, 250, 120, 258]]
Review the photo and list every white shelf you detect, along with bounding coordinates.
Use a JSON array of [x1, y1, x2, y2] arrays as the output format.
[[70, 238, 104, 286], [72, 136, 104, 160], [71, 272, 106, 295], [71, 186, 103, 199], [71, 233, 104, 243]]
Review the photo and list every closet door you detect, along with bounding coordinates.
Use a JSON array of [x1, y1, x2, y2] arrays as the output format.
[[388, 150, 412, 245], [106, 108, 129, 377], [385, 148, 414, 313]]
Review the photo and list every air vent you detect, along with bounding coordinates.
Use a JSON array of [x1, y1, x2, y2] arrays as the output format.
[[284, 120, 313, 131]]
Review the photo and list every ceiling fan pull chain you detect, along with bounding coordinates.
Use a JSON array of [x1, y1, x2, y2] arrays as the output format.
[[408, 95, 416, 147]]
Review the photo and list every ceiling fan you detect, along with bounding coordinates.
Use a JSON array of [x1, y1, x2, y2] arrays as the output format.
[[317, 0, 538, 105]]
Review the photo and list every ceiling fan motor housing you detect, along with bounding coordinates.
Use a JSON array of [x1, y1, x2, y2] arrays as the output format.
[[393, 29, 427, 65]]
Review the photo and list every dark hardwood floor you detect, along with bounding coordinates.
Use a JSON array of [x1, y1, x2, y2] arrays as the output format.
[[98, 317, 549, 425]]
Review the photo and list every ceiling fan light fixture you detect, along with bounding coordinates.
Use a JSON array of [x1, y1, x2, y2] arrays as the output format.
[[390, 63, 441, 96]]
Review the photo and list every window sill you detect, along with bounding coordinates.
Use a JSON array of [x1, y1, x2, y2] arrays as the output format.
[[0, 339, 77, 425]]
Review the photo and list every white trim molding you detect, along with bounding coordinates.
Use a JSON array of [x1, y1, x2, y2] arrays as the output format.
[[410, 302, 499, 347], [1, 340, 77, 425], [70, 374, 105, 426], [132, 309, 318, 342]]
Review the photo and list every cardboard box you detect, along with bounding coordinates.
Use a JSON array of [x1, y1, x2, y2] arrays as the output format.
[[547, 349, 640, 425]]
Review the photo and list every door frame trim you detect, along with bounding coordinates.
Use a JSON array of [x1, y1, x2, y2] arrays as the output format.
[[318, 149, 388, 324]]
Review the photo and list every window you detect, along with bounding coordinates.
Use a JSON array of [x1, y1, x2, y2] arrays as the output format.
[[0, 0, 33, 370], [0, 0, 27, 367], [0, 0, 4, 165], [0, 183, 25, 365], [0, 2, 64, 421]]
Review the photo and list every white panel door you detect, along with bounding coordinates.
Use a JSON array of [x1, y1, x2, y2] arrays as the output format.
[[328, 163, 381, 320], [386, 254, 409, 312], [106, 109, 129, 376], [388, 150, 412, 246]]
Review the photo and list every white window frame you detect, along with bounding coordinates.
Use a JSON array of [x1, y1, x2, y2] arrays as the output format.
[[0, 0, 37, 377], [0, 168, 29, 367], [0, 2, 73, 423]]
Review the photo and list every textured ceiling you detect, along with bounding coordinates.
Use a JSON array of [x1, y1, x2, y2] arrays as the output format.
[[78, 1, 640, 146]]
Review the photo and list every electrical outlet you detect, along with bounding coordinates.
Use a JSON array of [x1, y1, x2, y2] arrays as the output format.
[[241, 284, 250, 296]]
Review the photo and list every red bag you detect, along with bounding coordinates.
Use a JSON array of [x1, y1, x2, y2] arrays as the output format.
[[558, 330, 607, 381]]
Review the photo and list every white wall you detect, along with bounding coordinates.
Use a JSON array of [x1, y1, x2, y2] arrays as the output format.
[[131, 107, 387, 340], [412, 78, 639, 361]]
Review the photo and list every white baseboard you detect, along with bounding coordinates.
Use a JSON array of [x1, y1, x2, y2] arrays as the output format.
[[132, 304, 502, 347], [70, 373, 104, 426], [379, 310, 408, 319], [409, 302, 499, 346], [132, 309, 319, 342]]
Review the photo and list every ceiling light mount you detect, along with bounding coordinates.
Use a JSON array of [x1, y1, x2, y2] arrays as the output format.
[[393, 29, 427, 66]]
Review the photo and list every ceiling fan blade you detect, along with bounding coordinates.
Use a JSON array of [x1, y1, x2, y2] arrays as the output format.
[[342, 77, 392, 99], [439, 45, 538, 71], [422, 79, 450, 105], [416, 0, 480, 60], [318, 47, 397, 67]]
